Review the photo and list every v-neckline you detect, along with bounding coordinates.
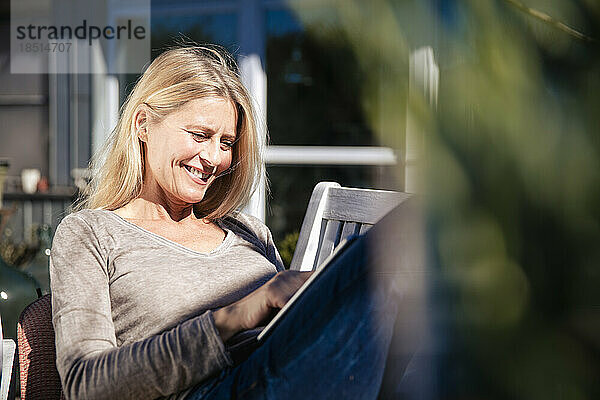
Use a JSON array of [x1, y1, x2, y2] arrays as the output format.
[[101, 209, 233, 256]]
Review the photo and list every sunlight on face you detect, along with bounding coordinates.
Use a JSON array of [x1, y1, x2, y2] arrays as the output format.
[[142, 97, 237, 205]]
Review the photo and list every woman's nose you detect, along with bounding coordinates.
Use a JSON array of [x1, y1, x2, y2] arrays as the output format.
[[199, 138, 221, 168]]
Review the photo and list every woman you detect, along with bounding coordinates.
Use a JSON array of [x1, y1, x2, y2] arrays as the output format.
[[50, 46, 401, 400]]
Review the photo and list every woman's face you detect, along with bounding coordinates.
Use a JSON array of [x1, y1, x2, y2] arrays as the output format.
[[140, 96, 237, 206]]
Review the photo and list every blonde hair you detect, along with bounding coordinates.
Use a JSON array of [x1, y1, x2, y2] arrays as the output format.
[[76, 45, 264, 220]]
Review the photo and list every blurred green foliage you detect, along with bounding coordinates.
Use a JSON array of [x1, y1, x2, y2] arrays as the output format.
[[277, 230, 300, 268], [291, 0, 599, 398]]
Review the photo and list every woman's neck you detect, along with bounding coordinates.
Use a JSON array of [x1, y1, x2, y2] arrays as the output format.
[[116, 196, 199, 223]]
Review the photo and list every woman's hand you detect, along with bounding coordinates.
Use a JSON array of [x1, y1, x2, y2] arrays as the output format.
[[213, 270, 312, 342]]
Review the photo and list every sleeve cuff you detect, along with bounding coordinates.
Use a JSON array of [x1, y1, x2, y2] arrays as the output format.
[[201, 310, 234, 368]]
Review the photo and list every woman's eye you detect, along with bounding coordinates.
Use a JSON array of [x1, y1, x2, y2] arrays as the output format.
[[188, 131, 207, 140], [188, 130, 233, 149], [221, 140, 234, 149]]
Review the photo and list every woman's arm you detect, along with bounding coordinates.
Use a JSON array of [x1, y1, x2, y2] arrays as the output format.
[[50, 214, 232, 400]]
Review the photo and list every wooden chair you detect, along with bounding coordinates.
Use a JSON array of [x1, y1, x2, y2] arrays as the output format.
[[290, 182, 410, 271], [13, 182, 408, 399]]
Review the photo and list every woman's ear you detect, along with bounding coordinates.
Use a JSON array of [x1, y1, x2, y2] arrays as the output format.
[[134, 105, 150, 142]]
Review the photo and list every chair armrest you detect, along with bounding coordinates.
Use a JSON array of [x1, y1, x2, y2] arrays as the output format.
[[1, 339, 16, 400]]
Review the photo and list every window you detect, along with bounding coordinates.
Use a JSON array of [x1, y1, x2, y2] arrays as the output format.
[[151, 13, 238, 54], [263, 7, 399, 249], [266, 9, 376, 146]]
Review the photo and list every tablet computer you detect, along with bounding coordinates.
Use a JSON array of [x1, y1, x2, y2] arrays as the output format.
[[224, 234, 359, 362], [256, 234, 359, 342]]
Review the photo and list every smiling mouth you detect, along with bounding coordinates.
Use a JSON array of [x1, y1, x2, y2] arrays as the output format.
[[183, 164, 213, 183]]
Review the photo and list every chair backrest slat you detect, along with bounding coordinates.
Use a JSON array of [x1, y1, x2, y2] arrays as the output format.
[[359, 223, 373, 235], [340, 221, 360, 241], [290, 182, 410, 271], [314, 219, 343, 269]]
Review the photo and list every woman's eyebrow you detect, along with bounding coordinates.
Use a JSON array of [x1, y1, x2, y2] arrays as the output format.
[[184, 124, 236, 139], [184, 124, 214, 133]]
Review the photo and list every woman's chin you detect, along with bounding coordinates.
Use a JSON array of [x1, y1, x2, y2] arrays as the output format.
[[169, 177, 213, 205], [179, 187, 209, 204], [178, 194, 204, 206]]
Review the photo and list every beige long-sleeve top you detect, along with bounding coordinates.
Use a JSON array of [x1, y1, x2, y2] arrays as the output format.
[[50, 209, 283, 400]]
